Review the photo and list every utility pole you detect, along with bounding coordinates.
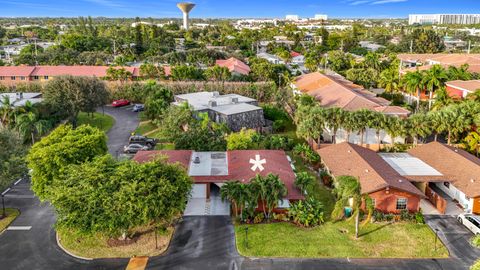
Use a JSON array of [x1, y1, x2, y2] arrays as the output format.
[[409, 40, 413, 53], [467, 40, 471, 54]]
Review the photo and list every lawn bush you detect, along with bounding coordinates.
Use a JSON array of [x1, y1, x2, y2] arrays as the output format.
[[372, 210, 424, 224], [264, 135, 294, 150], [472, 260, 480, 270], [293, 143, 320, 165], [254, 213, 265, 224], [471, 235, 480, 248], [319, 171, 333, 187], [289, 197, 325, 227]]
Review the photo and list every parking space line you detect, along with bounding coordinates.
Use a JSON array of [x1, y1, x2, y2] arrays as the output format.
[[7, 226, 32, 231]]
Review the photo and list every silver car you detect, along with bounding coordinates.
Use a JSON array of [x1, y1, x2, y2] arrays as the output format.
[[123, 144, 149, 154], [458, 214, 480, 235]]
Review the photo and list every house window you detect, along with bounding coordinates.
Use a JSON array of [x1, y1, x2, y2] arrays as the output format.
[[371, 198, 376, 208], [396, 198, 407, 210], [33, 76, 39, 80], [443, 182, 450, 188], [11, 76, 16, 81], [44, 76, 49, 80], [20, 76, 26, 81], [0, 76, 4, 80]]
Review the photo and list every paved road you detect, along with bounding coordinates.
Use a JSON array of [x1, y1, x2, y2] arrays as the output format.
[[99, 105, 140, 155]]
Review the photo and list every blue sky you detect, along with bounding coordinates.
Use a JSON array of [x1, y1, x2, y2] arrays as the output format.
[[0, 0, 479, 18]]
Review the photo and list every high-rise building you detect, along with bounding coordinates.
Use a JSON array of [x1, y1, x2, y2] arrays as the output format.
[[409, 14, 480, 25]]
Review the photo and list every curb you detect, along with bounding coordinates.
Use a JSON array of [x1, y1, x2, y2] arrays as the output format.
[[56, 232, 94, 261]]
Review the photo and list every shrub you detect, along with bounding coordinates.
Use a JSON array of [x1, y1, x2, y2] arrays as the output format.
[[253, 213, 264, 224], [294, 172, 316, 194], [471, 260, 480, 270], [273, 119, 287, 132], [471, 235, 480, 248], [319, 171, 333, 187], [264, 135, 294, 150], [273, 213, 288, 222], [415, 212, 425, 224], [289, 198, 325, 227], [293, 143, 320, 165]]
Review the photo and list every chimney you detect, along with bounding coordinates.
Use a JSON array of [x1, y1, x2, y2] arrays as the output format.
[[208, 100, 217, 107]]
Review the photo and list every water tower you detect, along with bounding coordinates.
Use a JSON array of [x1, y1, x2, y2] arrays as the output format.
[[177, 2, 195, 30]]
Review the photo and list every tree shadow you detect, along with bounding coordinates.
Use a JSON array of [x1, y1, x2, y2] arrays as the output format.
[[358, 222, 392, 238]]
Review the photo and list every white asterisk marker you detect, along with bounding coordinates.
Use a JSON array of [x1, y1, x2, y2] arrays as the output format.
[[250, 154, 266, 172]]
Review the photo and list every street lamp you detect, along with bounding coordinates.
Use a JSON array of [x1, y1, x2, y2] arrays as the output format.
[[434, 228, 439, 251], [1, 187, 11, 219]]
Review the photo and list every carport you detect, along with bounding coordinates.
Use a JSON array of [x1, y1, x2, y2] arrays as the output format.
[[184, 183, 230, 216]]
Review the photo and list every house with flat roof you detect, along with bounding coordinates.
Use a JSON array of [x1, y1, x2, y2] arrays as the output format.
[[173, 91, 266, 132], [133, 150, 303, 216]]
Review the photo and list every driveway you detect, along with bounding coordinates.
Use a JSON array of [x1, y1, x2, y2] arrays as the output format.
[[99, 105, 140, 155]]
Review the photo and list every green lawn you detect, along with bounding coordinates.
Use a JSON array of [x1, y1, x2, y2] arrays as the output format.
[[135, 121, 158, 135], [235, 221, 448, 258], [77, 112, 115, 132], [0, 209, 20, 233], [58, 226, 173, 259]]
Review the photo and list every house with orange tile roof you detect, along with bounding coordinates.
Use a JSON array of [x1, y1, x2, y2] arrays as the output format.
[[293, 72, 410, 145], [445, 80, 480, 99], [215, 57, 250, 76]]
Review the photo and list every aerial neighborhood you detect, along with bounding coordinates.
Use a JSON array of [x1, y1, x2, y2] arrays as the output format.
[[0, 1, 480, 270]]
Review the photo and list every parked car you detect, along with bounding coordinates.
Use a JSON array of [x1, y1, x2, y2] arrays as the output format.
[[123, 144, 150, 154], [112, 99, 130, 107], [132, 104, 145, 112], [458, 214, 480, 235], [129, 135, 158, 147]]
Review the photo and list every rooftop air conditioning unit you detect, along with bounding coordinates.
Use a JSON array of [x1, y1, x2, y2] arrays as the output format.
[[212, 91, 220, 97], [230, 97, 239, 104], [208, 100, 217, 107], [193, 156, 200, 164]]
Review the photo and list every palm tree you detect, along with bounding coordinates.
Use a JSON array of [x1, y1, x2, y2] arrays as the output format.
[[422, 65, 448, 110], [464, 132, 480, 157], [324, 107, 346, 144], [15, 112, 50, 144], [384, 116, 405, 147], [294, 172, 315, 194], [251, 174, 287, 220], [402, 70, 424, 111], [431, 87, 455, 111], [341, 111, 356, 143], [369, 113, 388, 148], [0, 95, 15, 128], [429, 107, 469, 145], [406, 113, 432, 145], [446, 64, 472, 81], [296, 106, 326, 145], [332, 175, 363, 239], [352, 109, 375, 145], [220, 181, 242, 218], [378, 68, 399, 93]]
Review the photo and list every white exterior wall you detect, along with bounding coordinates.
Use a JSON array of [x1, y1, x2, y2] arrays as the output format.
[[434, 182, 473, 212], [324, 127, 404, 145]]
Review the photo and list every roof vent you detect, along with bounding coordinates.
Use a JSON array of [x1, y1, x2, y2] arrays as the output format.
[[208, 100, 217, 107], [230, 97, 239, 104], [212, 91, 220, 97], [365, 169, 369, 173], [454, 149, 458, 152], [193, 156, 200, 164], [398, 179, 403, 183], [347, 150, 351, 153], [471, 179, 475, 183]]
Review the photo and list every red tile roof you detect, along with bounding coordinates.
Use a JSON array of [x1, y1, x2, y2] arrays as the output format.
[[446, 80, 480, 93], [318, 143, 425, 197], [398, 54, 480, 74], [290, 51, 302, 58], [0, 65, 139, 78], [133, 150, 303, 200], [0, 66, 36, 77], [408, 142, 480, 198], [215, 57, 251, 76], [294, 72, 410, 115]]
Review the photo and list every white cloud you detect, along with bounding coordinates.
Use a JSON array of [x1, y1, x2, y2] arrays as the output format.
[[83, 0, 124, 8], [371, 0, 408, 4]]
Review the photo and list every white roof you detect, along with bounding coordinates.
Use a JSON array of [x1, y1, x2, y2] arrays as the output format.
[[0, 92, 43, 108], [188, 152, 228, 176], [173, 91, 261, 115], [379, 153, 443, 176]]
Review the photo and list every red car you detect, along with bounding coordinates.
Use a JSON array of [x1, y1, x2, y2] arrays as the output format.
[[112, 99, 130, 107]]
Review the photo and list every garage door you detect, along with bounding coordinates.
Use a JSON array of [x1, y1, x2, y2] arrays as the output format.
[[191, 184, 207, 198]]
